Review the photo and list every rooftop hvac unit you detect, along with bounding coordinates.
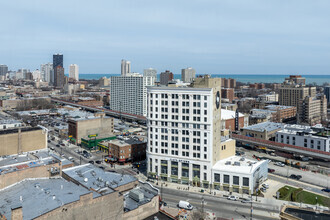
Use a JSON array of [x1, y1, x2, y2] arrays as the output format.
[[129, 189, 144, 202], [234, 162, 241, 166]]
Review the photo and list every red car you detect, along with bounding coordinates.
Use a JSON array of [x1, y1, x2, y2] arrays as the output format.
[[268, 168, 275, 173]]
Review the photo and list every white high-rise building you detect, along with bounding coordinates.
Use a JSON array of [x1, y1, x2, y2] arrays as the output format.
[[147, 76, 238, 188], [181, 67, 196, 83], [69, 64, 79, 81], [32, 70, 41, 81], [144, 68, 157, 83], [40, 63, 53, 83], [121, 59, 131, 76], [110, 73, 154, 116]]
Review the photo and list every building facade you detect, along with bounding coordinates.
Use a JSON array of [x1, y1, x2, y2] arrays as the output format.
[[147, 76, 236, 187], [53, 54, 64, 88], [258, 92, 278, 102], [221, 88, 234, 102], [68, 113, 114, 144], [221, 78, 236, 88], [279, 86, 316, 107], [69, 64, 79, 81], [212, 156, 268, 194], [143, 68, 157, 84], [159, 70, 173, 85], [181, 67, 196, 83], [241, 121, 283, 141], [121, 59, 131, 76], [110, 74, 154, 116], [298, 95, 327, 125], [0, 64, 8, 76], [324, 86, 330, 103], [0, 127, 48, 156], [40, 63, 53, 83], [276, 124, 330, 153]]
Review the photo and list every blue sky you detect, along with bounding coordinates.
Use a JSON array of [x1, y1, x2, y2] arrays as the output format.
[[1, 0, 330, 75]]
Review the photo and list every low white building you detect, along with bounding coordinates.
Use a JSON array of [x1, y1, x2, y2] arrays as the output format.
[[276, 124, 330, 152], [258, 92, 278, 102], [0, 119, 22, 130], [212, 156, 268, 194]]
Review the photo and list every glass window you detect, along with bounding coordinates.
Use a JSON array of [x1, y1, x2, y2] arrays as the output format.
[[233, 176, 239, 185], [214, 173, 220, 182], [243, 177, 249, 186], [224, 175, 229, 183]]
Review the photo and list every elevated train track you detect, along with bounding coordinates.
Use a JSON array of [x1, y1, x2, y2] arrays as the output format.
[[51, 98, 147, 122]]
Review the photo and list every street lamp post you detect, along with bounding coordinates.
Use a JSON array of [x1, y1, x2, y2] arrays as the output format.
[[250, 198, 253, 220]]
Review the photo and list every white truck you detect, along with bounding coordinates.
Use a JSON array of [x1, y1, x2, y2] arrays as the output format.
[[178, 201, 193, 210]]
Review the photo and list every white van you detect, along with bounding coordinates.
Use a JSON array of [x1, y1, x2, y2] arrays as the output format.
[[68, 157, 74, 162], [178, 201, 193, 210]]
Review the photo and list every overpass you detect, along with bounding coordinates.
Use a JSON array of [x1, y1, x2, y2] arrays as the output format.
[[232, 133, 330, 161], [51, 98, 147, 122]]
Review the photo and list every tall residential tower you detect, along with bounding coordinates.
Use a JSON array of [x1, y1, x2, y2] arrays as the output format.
[[69, 64, 79, 81], [53, 54, 64, 88], [121, 59, 131, 76]]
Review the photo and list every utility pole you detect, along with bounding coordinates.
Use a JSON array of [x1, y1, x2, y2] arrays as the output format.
[[161, 182, 163, 203], [250, 196, 253, 220], [201, 196, 205, 218]]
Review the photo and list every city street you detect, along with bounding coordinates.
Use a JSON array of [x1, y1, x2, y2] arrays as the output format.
[[238, 146, 330, 189], [160, 187, 279, 220]]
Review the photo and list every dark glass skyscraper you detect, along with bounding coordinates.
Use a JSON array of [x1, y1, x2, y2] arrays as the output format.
[[53, 54, 63, 69], [53, 54, 64, 88]]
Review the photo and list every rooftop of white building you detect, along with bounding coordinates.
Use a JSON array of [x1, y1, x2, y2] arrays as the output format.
[[221, 109, 244, 120], [212, 156, 267, 175], [242, 121, 283, 132], [265, 105, 295, 110]]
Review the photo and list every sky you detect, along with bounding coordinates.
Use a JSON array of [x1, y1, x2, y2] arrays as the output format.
[[1, 0, 330, 75]]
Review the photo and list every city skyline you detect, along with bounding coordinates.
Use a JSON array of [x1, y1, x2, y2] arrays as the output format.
[[1, 1, 330, 75]]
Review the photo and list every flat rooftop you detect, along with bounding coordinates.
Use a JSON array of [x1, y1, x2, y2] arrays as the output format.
[[63, 164, 137, 195], [212, 156, 267, 175], [221, 109, 244, 120], [242, 121, 283, 132], [0, 178, 92, 220], [265, 105, 295, 110], [124, 182, 158, 212], [102, 137, 145, 147], [0, 150, 64, 175]]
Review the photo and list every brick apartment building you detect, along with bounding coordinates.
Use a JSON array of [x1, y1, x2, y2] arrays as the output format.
[[102, 137, 147, 163]]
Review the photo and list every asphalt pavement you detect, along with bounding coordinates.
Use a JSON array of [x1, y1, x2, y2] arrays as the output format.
[[160, 187, 279, 220]]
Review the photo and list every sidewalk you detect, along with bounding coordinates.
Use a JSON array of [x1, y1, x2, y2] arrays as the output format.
[[136, 173, 329, 213]]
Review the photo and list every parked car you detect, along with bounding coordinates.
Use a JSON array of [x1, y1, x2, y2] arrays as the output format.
[[88, 160, 94, 164], [289, 174, 302, 180], [95, 160, 102, 164], [241, 198, 252, 203], [260, 187, 267, 192], [60, 143, 65, 146], [274, 162, 285, 167], [49, 146, 55, 150], [99, 166, 105, 170], [321, 188, 330, 193], [262, 183, 269, 189], [56, 144, 60, 147], [227, 196, 239, 201], [178, 201, 193, 210], [268, 168, 275, 173], [47, 140, 51, 143]]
